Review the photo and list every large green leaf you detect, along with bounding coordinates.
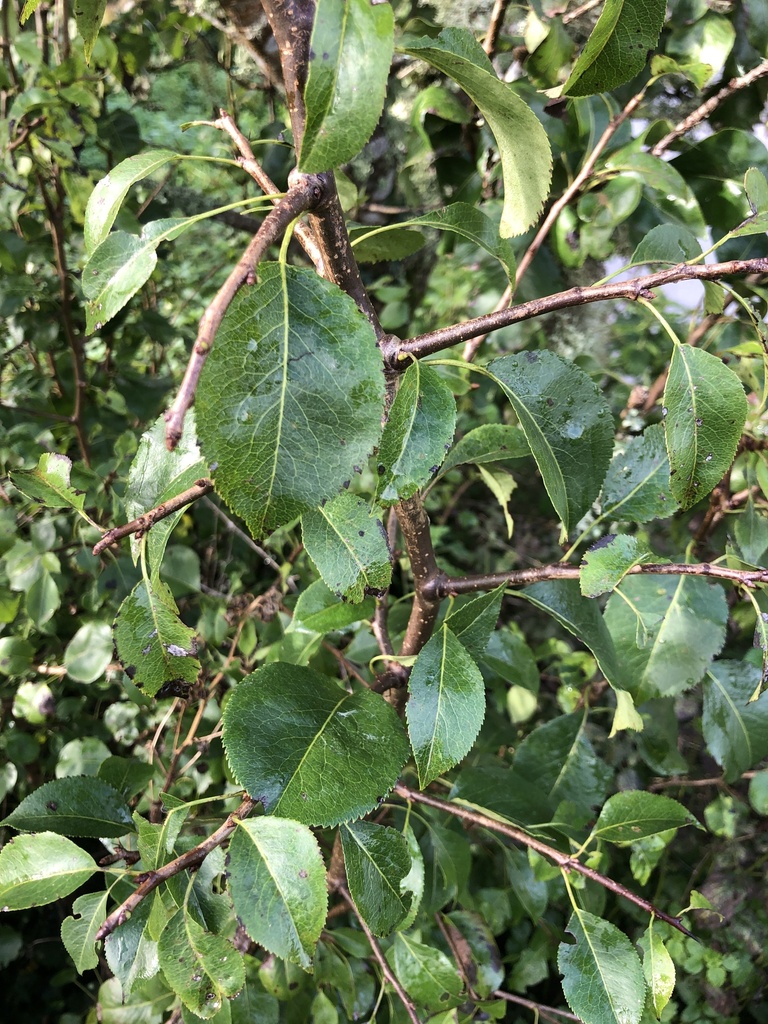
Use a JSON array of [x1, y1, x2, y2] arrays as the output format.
[[403, 30, 551, 236], [227, 818, 327, 970], [158, 909, 245, 1018], [487, 352, 614, 534], [300, 0, 394, 173], [388, 933, 464, 1012], [599, 425, 677, 524], [0, 832, 97, 910], [407, 625, 486, 788], [558, 910, 646, 1024], [562, 0, 666, 97], [703, 661, 768, 781], [341, 821, 413, 936], [439, 424, 530, 477], [197, 264, 384, 539], [590, 791, 697, 844], [301, 494, 391, 603], [376, 361, 456, 504], [222, 664, 409, 826], [604, 575, 727, 700], [2, 777, 133, 838], [113, 578, 201, 698], [664, 345, 747, 510], [61, 890, 109, 974], [580, 535, 655, 598]]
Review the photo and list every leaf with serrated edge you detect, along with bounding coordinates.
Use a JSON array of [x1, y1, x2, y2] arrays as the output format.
[[228, 818, 327, 970], [639, 920, 676, 1020], [599, 425, 678, 524], [703, 660, 768, 782], [580, 535, 655, 598], [664, 345, 747, 510], [222, 664, 409, 826], [403, 30, 551, 236], [389, 933, 464, 1011], [197, 265, 384, 539], [158, 909, 244, 1017], [0, 832, 97, 910], [591, 791, 697, 843], [439, 424, 530, 478], [2, 777, 133, 838], [407, 625, 486, 788], [445, 586, 505, 662], [341, 822, 412, 936], [62, 891, 109, 974], [11, 453, 86, 514]]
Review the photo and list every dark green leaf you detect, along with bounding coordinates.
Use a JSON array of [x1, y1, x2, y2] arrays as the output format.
[[703, 660, 768, 781], [599, 425, 678, 524], [445, 586, 505, 661], [11, 453, 87, 515], [439, 424, 530, 477], [403, 30, 551, 236], [61, 890, 109, 974], [158, 909, 244, 1018], [222, 664, 409, 826], [341, 821, 413, 936], [98, 756, 155, 800], [562, 0, 666, 97], [487, 352, 614, 534], [481, 626, 539, 693], [388, 933, 464, 1011], [407, 625, 486, 787], [2, 777, 133, 838], [64, 622, 113, 683], [664, 345, 747, 510], [0, 832, 97, 910], [228, 818, 327, 970], [197, 265, 384, 539], [515, 713, 611, 813], [348, 227, 426, 264], [503, 847, 548, 924], [300, 0, 394, 173], [451, 762, 553, 827], [580, 535, 655, 598], [302, 494, 391, 602], [591, 791, 697, 843]]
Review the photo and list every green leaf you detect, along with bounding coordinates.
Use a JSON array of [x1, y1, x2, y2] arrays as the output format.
[[477, 465, 516, 539], [605, 575, 727, 700], [487, 352, 614, 534], [638, 921, 676, 1019], [562, 0, 666, 97], [25, 570, 61, 627], [481, 625, 539, 693], [113, 578, 201, 698], [10, 453, 87, 515], [61, 890, 109, 974], [445, 586, 505, 661], [97, 975, 175, 1024], [74, 0, 109, 63], [521, 580, 629, 693], [735, 496, 768, 565], [341, 821, 413, 936], [650, 54, 712, 90], [302, 494, 391, 603], [348, 226, 426, 264], [591, 791, 697, 843], [451, 762, 552, 828], [197, 265, 384, 539], [580, 535, 655, 598], [376, 361, 456, 503], [228, 818, 327, 970], [388, 933, 464, 1011], [0, 637, 35, 677], [292, 580, 374, 634], [2, 777, 133, 838], [222, 664, 409, 826], [599, 425, 678, 524], [445, 911, 504, 997], [98, 756, 156, 800], [20, 0, 44, 23], [403, 29, 551, 236], [631, 224, 702, 265], [439, 424, 529, 477], [703, 660, 768, 781], [84, 150, 181, 252], [65, 621, 113, 683], [103, 898, 158, 997], [407, 625, 486, 788], [558, 910, 646, 1024], [514, 712, 611, 813], [663, 345, 747, 510], [732, 167, 768, 236], [300, 0, 394, 173], [0, 832, 97, 910], [158, 909, 244, 1018]]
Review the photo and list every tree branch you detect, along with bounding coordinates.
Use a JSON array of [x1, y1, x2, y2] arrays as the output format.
[[395, 258, 768, 364], [493, 990, 582, 1023], [483, 0, 512, 56], [395, 497, 442, 659], [95, 796, 256, 941], [394, 784, 695, 939], [92, 479, 214, 556]]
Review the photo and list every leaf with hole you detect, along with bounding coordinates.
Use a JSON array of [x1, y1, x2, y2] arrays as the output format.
[[61, 891, 109, 974]]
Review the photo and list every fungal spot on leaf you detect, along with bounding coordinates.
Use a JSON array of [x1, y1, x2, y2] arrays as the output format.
[[47, 801, 58, 811]]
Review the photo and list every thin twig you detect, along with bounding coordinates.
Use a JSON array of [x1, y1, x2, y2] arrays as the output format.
[[394, 784, 695, 938], [562, 0, 601, 24], [338, 887, 422, 1024], [494, 989, 582, 1022], [396, 257, 768, 363], [92, 479, 214, 556], [95, 797, 255, 941], [164, 176, 326, 449], [483, 0, 511, 56]]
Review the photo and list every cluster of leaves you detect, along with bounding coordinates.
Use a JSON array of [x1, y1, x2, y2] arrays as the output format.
[[2, 1, 768, 1023]]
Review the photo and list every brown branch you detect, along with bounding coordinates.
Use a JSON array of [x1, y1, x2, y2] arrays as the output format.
[[651, 60, 768, 157], [394, 784, 694, 938], [396, 257, 768, 364], [92, 479, 214, 556], [95, 796, 256, 941], [164, 175, 327, 449], [493, 990, 582, 1022], [396, 497, 442, 659], [338, 887, 422, 1024], [483, 0, 512, 56]]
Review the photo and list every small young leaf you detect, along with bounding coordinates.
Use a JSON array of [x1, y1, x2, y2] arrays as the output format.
[[477, 465, 516, 539], [439, 424, 530, 477], [302, 494, 391, 603], [444, 586, 505, 661], [61, 890, 109, 974], [730, 167, 768, 236], [10, 453, 87, 515], [222, 664, 409, 826], [388, 933, 464, 1011], [638, 921, 676, 1019], [300, 0, 394, 173], [407, 625, 486, 788], [341, 821, 413, 936], [2, 777, 133, 838], [376, 361, 456, 504], [703, 660, 768, 781], [228, 818, 327, 970], [599, 425, 678, 524], [591, 791, 697, 843], [580, 535, 655, 598], [663, 345, 747, 510], [158, 909, 245, 1018], [0, 832, 97, 910], [403, 29, 552, 236], [113, 578, 201, 697], [292, 580, 374, 634], [562, 0, 666, 97]]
